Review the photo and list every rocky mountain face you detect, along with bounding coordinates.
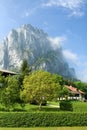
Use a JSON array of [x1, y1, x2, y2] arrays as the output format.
[[0, 24, 76, 79]]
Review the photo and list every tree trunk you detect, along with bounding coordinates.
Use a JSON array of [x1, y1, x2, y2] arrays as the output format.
[[39, 102, 42, 110]]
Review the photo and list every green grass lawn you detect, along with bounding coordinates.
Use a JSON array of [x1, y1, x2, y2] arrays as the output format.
[[43, 101, 87, 112], [0, 127, 87, 130], [72, 101, 87, 112], [47, 101, 87, 112], [0, 101, 87, 128], [1, 101, 87, 112]]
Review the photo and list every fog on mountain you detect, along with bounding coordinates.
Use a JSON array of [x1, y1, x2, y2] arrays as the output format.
[[0, 24, 76, 80]]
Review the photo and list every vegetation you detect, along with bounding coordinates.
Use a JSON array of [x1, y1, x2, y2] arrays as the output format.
[[0, 127, 87, 130], [20, 70, 62, 109], [0, 59, 87, 112], [0, 112, 87, 127], [0, 100, 87, 113], [74, 81, 87, 99], [20, 59, 31, 76], [1, 75, 21, 110], [0, 59, 87, 127], [72, 101, 87, 112], [60, 100, 73, 111]]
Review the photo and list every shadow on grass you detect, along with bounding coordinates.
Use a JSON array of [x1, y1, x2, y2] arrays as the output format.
[[41, 107, 60, 112], [0, 103, 60, 112], [30, 106, 60, 112]]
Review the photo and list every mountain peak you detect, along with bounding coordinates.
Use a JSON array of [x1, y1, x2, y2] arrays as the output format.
[[0, 24, 76, 80]]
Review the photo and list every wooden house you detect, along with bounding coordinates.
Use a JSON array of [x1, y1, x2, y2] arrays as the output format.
[[65, 85, 85, 101]]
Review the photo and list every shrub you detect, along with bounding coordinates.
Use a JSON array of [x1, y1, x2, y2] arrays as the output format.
[[60, 100, 73, 111], [0, 112, 87, 127], [12, 108, 25, 112], [0, 106, 7, 111]]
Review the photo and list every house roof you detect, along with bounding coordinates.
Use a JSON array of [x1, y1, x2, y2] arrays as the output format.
[[65, 85, 85, 95], [0, 69, 17, 76]]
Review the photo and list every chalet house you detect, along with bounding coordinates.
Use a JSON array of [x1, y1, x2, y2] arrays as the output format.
[[65, 85, 85, 101]]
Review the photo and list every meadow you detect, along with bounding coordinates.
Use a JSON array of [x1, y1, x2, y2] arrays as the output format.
[[0, 101, 87, 128], [22, 101, 87, 112], [72, 101, 87, 112], [1, 100, 87, 112]]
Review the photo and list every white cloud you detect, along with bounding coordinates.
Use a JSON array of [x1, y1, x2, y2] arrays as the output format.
[[43, 0, 86, 16], [77, 62, 87, 82], [63, 50, 78, 64], [63, 50, 87, 82], [78, 69, 87, 82], [69, 10, 84, 17], [48, 36, 67, 50], [48, 38, 87, 81], [43, 0, 84, 9]]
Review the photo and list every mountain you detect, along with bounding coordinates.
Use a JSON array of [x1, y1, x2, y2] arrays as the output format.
[[0, 24, 76, 79]]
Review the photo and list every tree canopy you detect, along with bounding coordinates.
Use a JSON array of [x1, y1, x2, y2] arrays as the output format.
[[1, 75, 20, 109], [20, 59, 31, 76], [20, 70, 62, 109]]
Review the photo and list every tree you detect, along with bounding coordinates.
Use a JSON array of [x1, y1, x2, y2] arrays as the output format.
[[0, 74, 5, 103], [61, 86, 69, 100], [19, 59, 32, 86], [1, 75, 20, 110], [20, 59, 31, 76], [20, 70, 61, 109], [52, 74, 64, 86], [74, 81, 87, 99]]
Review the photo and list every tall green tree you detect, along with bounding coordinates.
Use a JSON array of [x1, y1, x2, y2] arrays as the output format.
[[74, 81, 87, 99], [19, 59, 31, 86], [61, 86, 69, 100], [0, 73, 5, 103], [1, 75, 20, 110], [20, 59, 31, 76], [20, 70, 61, 109]]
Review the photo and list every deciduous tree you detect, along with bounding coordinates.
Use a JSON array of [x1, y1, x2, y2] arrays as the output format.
[[1, 75, 20, 110], [20, 70, 61, 109]]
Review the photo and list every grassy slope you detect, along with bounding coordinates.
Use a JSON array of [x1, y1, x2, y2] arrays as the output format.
[[0, 127, 87, 130]]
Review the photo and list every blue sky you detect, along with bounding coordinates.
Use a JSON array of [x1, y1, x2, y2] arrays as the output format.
[[0, 0, 87, 81]]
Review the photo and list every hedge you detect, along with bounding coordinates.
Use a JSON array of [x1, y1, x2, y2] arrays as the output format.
[[60, 100, 73, 111], [0, 112, 87, 127]]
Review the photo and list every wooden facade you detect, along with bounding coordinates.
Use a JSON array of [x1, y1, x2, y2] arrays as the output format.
[[65, 85, 85, 101]]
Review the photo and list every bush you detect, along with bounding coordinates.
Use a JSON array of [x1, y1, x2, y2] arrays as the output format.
[[12, 108, 25, 112], [0, 112, 87, 127], [0, 106, 7, 111], [60, 100, 73, 111]]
